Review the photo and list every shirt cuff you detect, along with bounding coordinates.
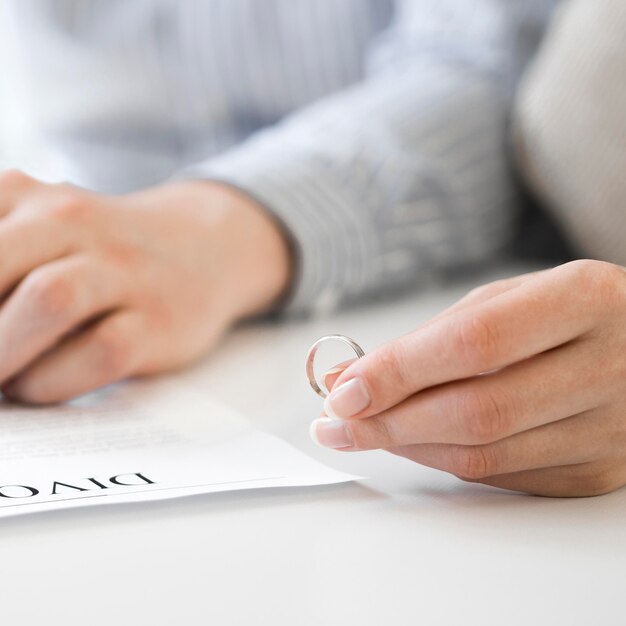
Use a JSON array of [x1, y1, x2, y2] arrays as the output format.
[[178, 138, 379, 316]]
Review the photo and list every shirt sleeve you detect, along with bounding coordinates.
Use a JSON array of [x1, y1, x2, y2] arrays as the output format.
[[179, 0, 557, 315]]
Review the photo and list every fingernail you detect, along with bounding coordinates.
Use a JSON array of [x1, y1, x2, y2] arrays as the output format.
[[310, 417, 354, 449], [324, 377, 370, 419]]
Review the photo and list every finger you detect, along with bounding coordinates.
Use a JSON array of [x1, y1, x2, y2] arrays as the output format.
[[470, 462, 624, 498], [0, 170, 38, 216], [320, 337, 611, 449], [0, 256, 127, 383], [430, 270, 548, 322], [385, 409, 611, 480], [0, 214, 74, 297], [320, 273, 544, 396], [326, 261, 605, 420], [3, 311, 144, 404]]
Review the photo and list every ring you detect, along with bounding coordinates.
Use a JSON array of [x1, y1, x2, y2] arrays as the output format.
[[305, 334, 365, 399]]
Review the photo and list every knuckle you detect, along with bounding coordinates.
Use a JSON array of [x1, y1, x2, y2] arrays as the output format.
[[350, 415, 397, 450], [574, 467, 622, 497], [346, 422, 369, 450], [593, 263, 626, 305], [456, 387, 512, 444], [465, 285, 491, 301], [563, 259, 603, 282], [0, 169, 32, 189], [564, 260, 623, 304], [466, 281, 505, 301], [104, 242, 142, 267], [453, 314, 502, 370], [22, 271, 75, 318], [46, 193, 92, 223], [94, 322, 133, 377], [452, 445, 499, 480]]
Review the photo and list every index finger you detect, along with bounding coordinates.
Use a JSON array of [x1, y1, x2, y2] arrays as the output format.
[[0, 215, 73, 297], [321, 272, 543, 393], [0, 170, 37, 217], [324, 262, 605, 420]]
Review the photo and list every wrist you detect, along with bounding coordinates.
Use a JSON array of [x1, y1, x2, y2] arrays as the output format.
[[146, 180, 292, 320], [211, 181, 293, 318]]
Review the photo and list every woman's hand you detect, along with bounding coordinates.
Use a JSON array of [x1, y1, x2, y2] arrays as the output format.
[[312, 261, 626, 497], [0, 170, 290, 403]]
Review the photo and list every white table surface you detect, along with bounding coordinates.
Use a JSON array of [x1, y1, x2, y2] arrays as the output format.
[[1, 263, 624, 626]]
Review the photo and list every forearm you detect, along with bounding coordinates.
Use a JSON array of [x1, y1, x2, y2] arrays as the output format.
[[181, 0, 555, 315], [183, 66, 519, 314]]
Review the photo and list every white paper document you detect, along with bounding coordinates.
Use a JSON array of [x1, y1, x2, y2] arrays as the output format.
[[0, 380, 358, 518]]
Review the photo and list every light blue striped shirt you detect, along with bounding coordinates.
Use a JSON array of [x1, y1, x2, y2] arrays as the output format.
[[0, 0, 559, 313]]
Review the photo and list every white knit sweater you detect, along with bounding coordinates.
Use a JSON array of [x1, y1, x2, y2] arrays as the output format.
[[516, 0, 626, 266]]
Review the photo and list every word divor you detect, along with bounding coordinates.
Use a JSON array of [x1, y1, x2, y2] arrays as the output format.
[[0, 473, 156, 499]]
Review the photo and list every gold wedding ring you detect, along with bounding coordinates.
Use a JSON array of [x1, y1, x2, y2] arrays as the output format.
[[305, 334, 365, 399]]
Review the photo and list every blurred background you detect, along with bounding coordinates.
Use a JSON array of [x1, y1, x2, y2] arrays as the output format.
[[0, 47, 53, 177], [0, 69, 38, 173]]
